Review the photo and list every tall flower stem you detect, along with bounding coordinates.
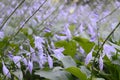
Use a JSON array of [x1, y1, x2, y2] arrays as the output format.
[[91, 21, 120, 80], [1, 0, 47, 55], [0, 0, 25, 30]]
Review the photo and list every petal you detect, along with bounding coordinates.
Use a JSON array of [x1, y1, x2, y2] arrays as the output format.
[[85, 46, 95, 65], [85, 51, 92, 65], [2, 61, 11, 78], [13, 56, 21, 68], [28, 61, 33, 74], [99, 56, 103, 70], [48, 55, 53, 69]]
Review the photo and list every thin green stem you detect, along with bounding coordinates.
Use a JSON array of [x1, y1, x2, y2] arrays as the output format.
[[91, 21, 120, 80], [0, 0, 25, 30], [2, 0, 47, 58]]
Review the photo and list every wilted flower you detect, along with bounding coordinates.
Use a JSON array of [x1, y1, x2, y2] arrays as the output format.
[[103, 44, 116, 59], [2, 61, 11, 78], [28, 60, 33, 74], [99, 56, 103, 70], [52, 47, 65, 60], [48, 54, 53, 69]]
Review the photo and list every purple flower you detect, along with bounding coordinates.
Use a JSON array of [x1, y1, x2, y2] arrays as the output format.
[[13, 56, 21, 68], [52, 47, 65, 60], [2, 61, 11, 78], [64, 24, 72, 40], [0, 31, 4, 39], [79, 24, 84, 33], [99, 56, 103, 70], [28, 60, 33, 74], [22, 57, 28, 66], [48, 55, 53, 69], [103, 44, 116, 59], [38, 52, 47, 68], [34, 36, 44, 50], [79, 47, 85, 56], [54, 34, 67, 40], [85, 47, 94, 65]]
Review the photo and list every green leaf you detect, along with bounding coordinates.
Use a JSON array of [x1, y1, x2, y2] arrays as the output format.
[[65, 66, 87, 80], [73, 37, 95, 53], [13, 70, 23, 80], [35, 69, 73, 80], [55, 40, 77, 57], [60, 56, 76, 68], [69, 24, 76, 32]]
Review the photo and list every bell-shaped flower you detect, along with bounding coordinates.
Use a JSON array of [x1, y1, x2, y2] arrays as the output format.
[[99, 56, 103, 70], [34, 36, 44, 50], [13, 56, 21, 68], [103, 44, 116, 59], [79, 47, 85, 57], [27, 60, 33, 74], [8, 53, 21, 68], [2, 61, 11, 78], [64, 24, 72, 40], [85, 47, 94, 65], [38, 52, 47, 68], [22, 57, 28, 66], [52, 47, 65, 60], [48, 55, 53, 69], [30, 46, 37, 62]]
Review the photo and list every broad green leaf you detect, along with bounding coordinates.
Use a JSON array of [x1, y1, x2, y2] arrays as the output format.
[[13, 70, 23, 80], [60, 56, 76, 68], [35, 69, 73, 80], [73, 37, 95, 53], [55, 40, 77, 57], [80, 66, 91, 78], [65, 66, 87, 80], [92, 78, 105, 80]]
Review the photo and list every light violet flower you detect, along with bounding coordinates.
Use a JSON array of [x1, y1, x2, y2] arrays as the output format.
[[64, 24, 72, 40], [28, 60, 33, 74], [0, 31, 4, 39], [48, 55, 53, 69], [85, 47, 94, 65], [79, 47, 85, 57], [99, 56, 103, 70], [30, 46, 37, 62], [79, 24, 84, 33], [103, 44, 116, 59], [13, 56, 21, 68], [52, 47, 65, 60], [22, 57, 28, 66], [38, 52, 47, 68], [54, 34, 67, 40], [8, 53, 21, 68], [2, 61, 11, 78], [34, 36, 44, 50]]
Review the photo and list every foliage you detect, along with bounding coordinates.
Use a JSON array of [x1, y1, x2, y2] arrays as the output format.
[[0, 0, 120, 80]]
